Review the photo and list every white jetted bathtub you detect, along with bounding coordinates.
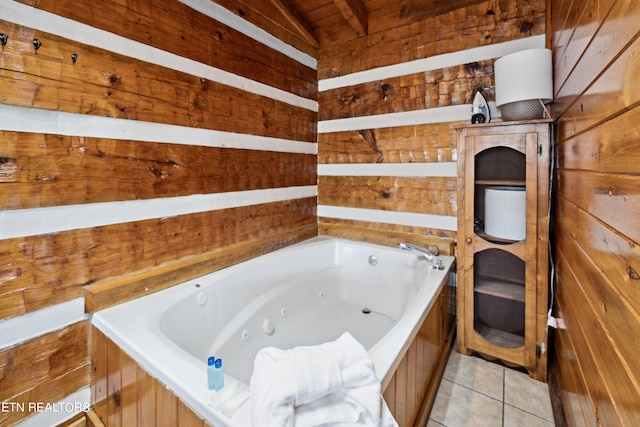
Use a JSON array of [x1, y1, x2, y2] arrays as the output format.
[[92, 237, 454, 426]]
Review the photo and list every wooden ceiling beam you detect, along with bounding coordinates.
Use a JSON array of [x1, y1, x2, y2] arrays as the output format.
[[266, 0, 320, 48], [333, 0, 368, 36]]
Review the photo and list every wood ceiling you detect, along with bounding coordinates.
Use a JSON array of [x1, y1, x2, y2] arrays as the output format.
[[212, 0, 488, 55]]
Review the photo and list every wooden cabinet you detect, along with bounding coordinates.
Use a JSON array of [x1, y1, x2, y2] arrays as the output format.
[[456, 121, 550, 381]]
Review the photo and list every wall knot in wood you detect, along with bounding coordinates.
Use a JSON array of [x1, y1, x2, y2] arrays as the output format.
[[358, 129, 383, 163]]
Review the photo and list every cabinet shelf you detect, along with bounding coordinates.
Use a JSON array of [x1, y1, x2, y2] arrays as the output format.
[[475, 230, 520, 245], [475, 276, 525, 302], [476, 325, 525, 349], [475, 180, 526, 186]]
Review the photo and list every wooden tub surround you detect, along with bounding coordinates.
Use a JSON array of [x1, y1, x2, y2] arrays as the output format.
[[383, 282, 456, 427], [91, 328, 214, 427], [57, 410, 105, 427]]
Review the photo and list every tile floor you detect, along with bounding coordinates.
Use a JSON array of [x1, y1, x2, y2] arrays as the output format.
[[427, 349, 555, 427]]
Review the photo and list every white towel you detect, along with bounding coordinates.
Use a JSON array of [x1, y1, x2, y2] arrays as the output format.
[[250, 332, 398, 427]]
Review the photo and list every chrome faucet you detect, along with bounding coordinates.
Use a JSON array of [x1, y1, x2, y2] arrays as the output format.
[[398, 242, 445, 270]]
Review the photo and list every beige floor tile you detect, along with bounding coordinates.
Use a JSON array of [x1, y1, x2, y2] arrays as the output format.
[[426, 419, 445, 427], [430, 378, 503, 427], [443, 351, 504, 401], [504, 404, 555, 427], [504, 368, 554, 422]]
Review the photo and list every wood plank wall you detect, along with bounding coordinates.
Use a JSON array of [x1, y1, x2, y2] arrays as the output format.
[[0, 321, 91, 426], [316, 0, 547, 256], [550, 0, 640, 425], [0, 0, 316, 425]]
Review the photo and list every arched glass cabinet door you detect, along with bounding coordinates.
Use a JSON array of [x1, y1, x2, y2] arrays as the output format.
[[461, 128, 539, 364], [473, 249, 525, 348], [473, 146, 526, 244]]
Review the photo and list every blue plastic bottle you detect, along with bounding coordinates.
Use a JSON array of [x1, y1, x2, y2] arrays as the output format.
[[213, 358, 224, 391], [207, 356, 216, 390]]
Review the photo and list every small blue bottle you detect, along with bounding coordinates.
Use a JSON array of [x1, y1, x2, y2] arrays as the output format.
[[213, 358, 224, 391], [207, 356, 216, 390]]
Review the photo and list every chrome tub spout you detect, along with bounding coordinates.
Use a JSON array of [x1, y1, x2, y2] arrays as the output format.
[[398, 242, 445, 270]]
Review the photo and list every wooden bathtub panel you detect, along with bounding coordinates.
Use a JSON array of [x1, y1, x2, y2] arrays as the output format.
[[156, 385, 178, 427], [383, 283, 454, 427], [383, 375, 396, 415], [106, 337, 122, 427], [91, 326, 210, 427], [120, 351, 138, 427], [393, 356, 408, 427], [406, 340, 417, 423], [178, 399, 207, 427], [136, 366, 157, 426], [92, 328, 109, 423]]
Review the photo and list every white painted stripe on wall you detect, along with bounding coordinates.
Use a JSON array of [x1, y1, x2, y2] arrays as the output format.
[[0, 298, 87, 349], [318, 162, 457, 177], [319, 35, 546, 91], [2, 0, 317, 112], [0, 186, 318, 240], [179, 0, 317, 69], [15, 387, 91, 427], [318, 104, 485, 133], [317, 205, 457, 231], [319, 102, 502, 133], [0, 105, 317, 155]]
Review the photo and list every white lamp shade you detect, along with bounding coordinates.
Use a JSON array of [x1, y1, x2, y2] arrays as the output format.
[[494, 48, 553, 108]]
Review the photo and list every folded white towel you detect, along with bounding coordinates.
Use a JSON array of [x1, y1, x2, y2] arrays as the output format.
[[250, 332, 398, 427]]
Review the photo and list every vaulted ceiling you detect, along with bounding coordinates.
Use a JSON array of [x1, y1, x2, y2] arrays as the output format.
[[213, 0, 488, 54]]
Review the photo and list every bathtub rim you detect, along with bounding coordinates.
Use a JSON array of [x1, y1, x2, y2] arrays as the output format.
[[91, 236, 454, 426], [372, 252, 453, 390]]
